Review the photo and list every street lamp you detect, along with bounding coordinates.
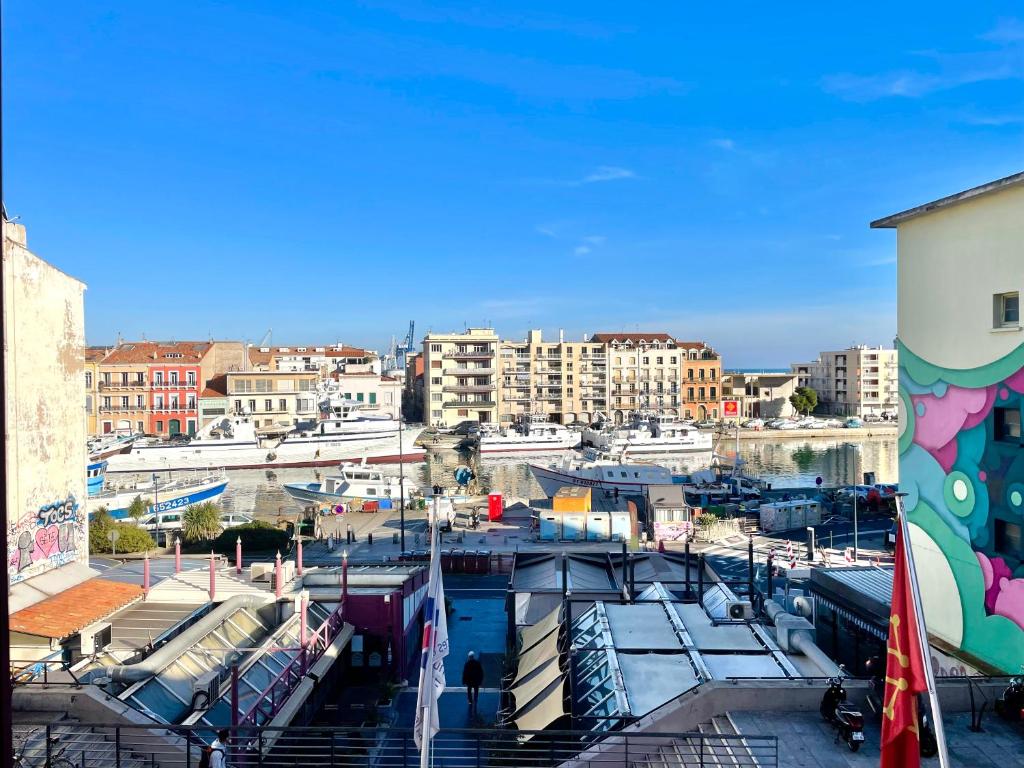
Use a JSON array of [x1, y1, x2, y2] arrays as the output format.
[[847, 443, 861, 562], [399, 406, 406, 553]]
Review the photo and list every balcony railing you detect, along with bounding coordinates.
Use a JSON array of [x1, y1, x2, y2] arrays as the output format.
[[98, 381, 146, 390], [442, 349, 493, 359], [151, 381, 198, 389], [444, 400, 495, 408], [444, 367, 495, 376], [443, 385, 494, 393]]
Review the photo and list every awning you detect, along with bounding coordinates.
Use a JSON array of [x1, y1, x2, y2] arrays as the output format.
[[518, 605, 561, 652], [10, 578, 142, 639], [514, 624, 561, 684], [509, 657, 563, 712], [513, 676, 567, 737]]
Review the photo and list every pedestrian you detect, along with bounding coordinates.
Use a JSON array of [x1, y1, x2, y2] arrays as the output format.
[[208, 729, 228, 768], [462, 651, 484, 710]]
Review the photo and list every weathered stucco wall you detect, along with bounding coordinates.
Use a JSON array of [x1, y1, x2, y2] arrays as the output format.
[[4, 221, 88, 587], [894, 183, 1024, 673]]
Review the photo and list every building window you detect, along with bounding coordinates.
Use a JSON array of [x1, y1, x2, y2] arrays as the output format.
[[155, 396, 164, 408], [995, 407, 1021, 442], [120, 396, 128, 408], [235, 399, 242, 412], [432, 409, 442, 418], [369, 393, 377, 404], [156, 420, 164, 432], [85, 371, 93, 388], [699, 387, 706, 399], [137, 395, 144, 407], [995, 292, 1020, 328], [136, 372, 145, 384], [102, 396, 111, 408], [189, 397, 198, 409], [187, 371, 196, 386], [431, 377, 442, 385], [357, 393, 365, 402], [85, 395, 93, 410], [170, 371, 179, 385], [430, 344, 442, 353], [265, 399, 273, 411], [710, 387, 717, 399], [248, 399, 256, 412], [431, 360, 442, 369], [155, 371, 164, 385], [432, 393, 442, 402], [137, 421, 144, 432], [102, 372, 111, 384]]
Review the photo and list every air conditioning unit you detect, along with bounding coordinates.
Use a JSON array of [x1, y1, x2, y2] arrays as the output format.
[[79, 622, 112, 655], [192, 669, 221, 710], [725, 600, 754, 621]]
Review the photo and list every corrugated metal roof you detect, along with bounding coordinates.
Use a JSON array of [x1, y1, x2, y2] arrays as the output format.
[[810, 566, 894, 621]]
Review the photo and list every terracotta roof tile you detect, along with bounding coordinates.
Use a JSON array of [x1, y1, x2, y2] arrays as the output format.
[[591, 332, 675, 343], [10, 578, 142, 639], [201, 374, 228, 398], [85, 346, 111, 362], [103, 341, 211, 365]]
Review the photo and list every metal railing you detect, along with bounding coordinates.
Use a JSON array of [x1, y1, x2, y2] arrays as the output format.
[[11, 722, 778, 768], [443, 400, 496, 408]]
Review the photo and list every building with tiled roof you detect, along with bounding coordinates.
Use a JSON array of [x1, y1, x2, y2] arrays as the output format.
[[247, 343, 377, 375]]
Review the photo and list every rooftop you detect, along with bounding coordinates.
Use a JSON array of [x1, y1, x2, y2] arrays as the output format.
[[10, 578, 142, 639], [102, 341, 212, 365], [871, 170, 1024, 228]]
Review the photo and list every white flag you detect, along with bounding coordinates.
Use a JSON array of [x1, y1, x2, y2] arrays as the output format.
[[413, 535, 448, 749]]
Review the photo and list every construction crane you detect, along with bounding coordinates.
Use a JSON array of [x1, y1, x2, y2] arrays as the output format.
[[257, 328, 272, 348], [397, 321, 415, 369]]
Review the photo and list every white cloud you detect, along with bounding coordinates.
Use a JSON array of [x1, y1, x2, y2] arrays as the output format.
[[710, 138, 736, 151], [574, 245, 591, 256], [981, 17, 1024, 43], [580, 166, 636, 184], [582, 235, 606, 246]]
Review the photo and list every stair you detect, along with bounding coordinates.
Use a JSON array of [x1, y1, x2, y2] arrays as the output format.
[[12, 717, 166, 768], [630, 715, 764, 767]]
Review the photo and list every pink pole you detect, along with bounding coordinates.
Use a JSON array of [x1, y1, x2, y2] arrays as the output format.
[[236, 536, 242, 575], [174, 537, 181, 573], [143, 553, 150, 600], [300, 594, 308, 648], [209, 550, 216, 602], [296, 537, 304, 576], [341, 551, 348, 620], [275, 550, 283, 599]]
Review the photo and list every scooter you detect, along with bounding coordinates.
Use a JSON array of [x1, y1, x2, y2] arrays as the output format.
[[865, 662, 938, 757], [821, 676, 866, 752], [995, 676, 1024, 721]]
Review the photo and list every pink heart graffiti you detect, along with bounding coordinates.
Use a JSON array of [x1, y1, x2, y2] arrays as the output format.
[[34, 526, 59, 558]]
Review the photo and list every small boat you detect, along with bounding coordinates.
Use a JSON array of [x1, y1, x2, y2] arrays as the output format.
[[284, 463, 415, 508], [87, 460, 108, 496], [529, 451, 676, 497], [87, 432, 140, 462], [583, 412, 713, 454], [85, 472, 229, 519], [475, 414, 580, 454]]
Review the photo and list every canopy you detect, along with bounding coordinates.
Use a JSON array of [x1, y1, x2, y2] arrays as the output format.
[[513, 677, 567, 737], [514, 623, 561, 684], [509, 657, 564, 713], [517, 604, 562, 653]]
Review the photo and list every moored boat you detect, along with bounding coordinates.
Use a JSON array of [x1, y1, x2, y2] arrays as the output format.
[[85, 471, 229, 519]]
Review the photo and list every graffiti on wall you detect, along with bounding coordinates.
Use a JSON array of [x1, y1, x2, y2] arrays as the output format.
[[7, 495, 83, 585], [899, 340, 1024, 672]]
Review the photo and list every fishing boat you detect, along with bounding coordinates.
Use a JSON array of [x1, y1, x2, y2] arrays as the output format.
[[87, 432, 140, 462], [85, 472, 229, 519], [475, 414, 580, 454], [284, 463, 416, 507], [104, 400, 424, 473], [529, 451, 677, 497], [87, 460, 108, 496], [583, 413, 713, 454]]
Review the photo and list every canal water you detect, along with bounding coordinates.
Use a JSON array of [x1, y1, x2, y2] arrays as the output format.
[[203, 436, 899, 521]]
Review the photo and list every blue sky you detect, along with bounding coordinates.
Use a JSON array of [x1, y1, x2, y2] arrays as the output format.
[[4, 2, 1023, 366]]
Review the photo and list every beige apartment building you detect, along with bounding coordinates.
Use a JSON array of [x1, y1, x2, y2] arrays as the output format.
[[422, 328, 499, 427], [594, 333, 723, 422], [225, 371, 319, 428], [721, 372, 799, 422], [84, 346, 109, 435], [498, 330, 608, 426], [790, 345, 898, 418]]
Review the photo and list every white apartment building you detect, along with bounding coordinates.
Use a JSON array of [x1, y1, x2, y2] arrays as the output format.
[[334, 372, 403, 419], [422, 328, 499, 427], [498, 330, 608, 425], [790, 346, 898, 418], [721, 372, 800, 421], [225, 371, 318, 428]]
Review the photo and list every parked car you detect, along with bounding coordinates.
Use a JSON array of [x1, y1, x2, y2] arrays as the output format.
[[835, 485, 873, 503], [845, 418, 863, 428], [873, 483, 898, 501], [742, 418, 765, 429], [694, 420, 718, 430], [863, 414, 883, 423]]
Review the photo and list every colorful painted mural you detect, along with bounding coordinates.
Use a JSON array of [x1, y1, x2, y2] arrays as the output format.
[[6, 494, 84, 585], [899, 340, 1024, 673]]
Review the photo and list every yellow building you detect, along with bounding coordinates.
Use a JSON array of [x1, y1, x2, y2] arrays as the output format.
[[83, 346, 110, 436], [225, 370, 319, 428], [422, 328, 499, 427], [498, 330, 608, 425]]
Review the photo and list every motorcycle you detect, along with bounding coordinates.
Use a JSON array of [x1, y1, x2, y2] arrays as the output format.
[[865, 658, 937, 757], [995, 676, 1024, 721], [821, 676, 866, 752]]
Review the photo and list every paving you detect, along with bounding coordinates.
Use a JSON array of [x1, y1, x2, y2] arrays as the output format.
[[729, 710, 1024, 767]]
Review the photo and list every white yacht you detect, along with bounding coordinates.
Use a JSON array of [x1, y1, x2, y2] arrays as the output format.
[[584, 413, 713, 455], [477, 414, 580, 454], [85, 472, 229, 519], [529, 451, 677, 497], [105, 401, 424, 473], [87, 432, 140, 461], [284, 463, 416, 507]]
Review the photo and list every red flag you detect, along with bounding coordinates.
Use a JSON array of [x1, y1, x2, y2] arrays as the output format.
[[880, 523, 928, 768]]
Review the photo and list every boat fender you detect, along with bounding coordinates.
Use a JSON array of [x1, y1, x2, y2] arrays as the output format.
[[266, 452, 277, 462]]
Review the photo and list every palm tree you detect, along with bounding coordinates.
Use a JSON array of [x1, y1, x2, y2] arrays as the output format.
[[182, 502, 222, 543], [127, 495, 149, 521]]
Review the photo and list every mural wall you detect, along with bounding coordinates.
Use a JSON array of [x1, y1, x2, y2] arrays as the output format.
[[899, 339, 1024, 672], [7, 495, 84, 584]]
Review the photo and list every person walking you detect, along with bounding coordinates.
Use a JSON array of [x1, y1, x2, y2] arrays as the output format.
[[462, 651, 484, 710]]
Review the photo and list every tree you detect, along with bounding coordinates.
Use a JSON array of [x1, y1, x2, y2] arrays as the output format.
[[213, 521, 288, 555], [789, 386, 819, 416], [127, 495, 149, 521], [182, 502, 223, 543]]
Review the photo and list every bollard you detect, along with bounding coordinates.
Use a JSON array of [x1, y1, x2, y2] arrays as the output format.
[[328, 533, 335, 552], [174, 537, 181, 573], [209, 551, 216, 603], [297, 537, 304, 576], [143, 553, 151, 600], [275, 550, 283, 600], [300, 593, 308, 648], [341, 550, 349, 621], [393, 533, 399, 545], [236, 536, 242, 575], [368, 533, 373, 547]]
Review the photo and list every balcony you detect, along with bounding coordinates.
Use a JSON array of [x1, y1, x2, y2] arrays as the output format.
[[503, 394, 532, 402], [443, 385, 495, 394], [151, 381, 197, 389], [444, 400, 496, 409], [98, 405, 145, 413], [442, 349, 493, 360], [99, 381, 146, 390], [444, 367, 494, 376], [152, 404, 197, 413]]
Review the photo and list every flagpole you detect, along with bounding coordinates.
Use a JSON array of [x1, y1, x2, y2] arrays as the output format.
[[419, 500, 440, 768], [896, 495, 950, 768]]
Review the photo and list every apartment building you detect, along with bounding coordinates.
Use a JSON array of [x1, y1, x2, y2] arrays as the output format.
[[225, 370, 318, 428], [497, 330, 608, 426], [84, 346, 110, 435], [790, 345, 898, 418], [333, 372, 403, 419], [871, 171, 1024, 673], [593, 333, 722, 422], [247, 343, 378, 375], [403, 351, 425, 422], [720, 372, 799, 422], [422, 328, 499, 427], [97, 340, 245, 436]]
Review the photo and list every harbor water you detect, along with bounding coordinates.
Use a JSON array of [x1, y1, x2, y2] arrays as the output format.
[[132, 435, 897, 522]]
